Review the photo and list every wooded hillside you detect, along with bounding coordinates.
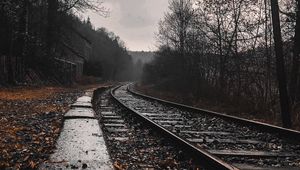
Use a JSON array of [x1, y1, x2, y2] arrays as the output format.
[[142, 0, 300, 128], [0, 0, 134, 86]]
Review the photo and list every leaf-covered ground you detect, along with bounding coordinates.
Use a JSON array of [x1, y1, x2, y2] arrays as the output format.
[[0, 86, 84, 169]]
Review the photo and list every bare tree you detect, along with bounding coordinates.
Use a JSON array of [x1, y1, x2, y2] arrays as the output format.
[[144, 0, 300, 128], [157, 0, 194, 54], [290, 0, 300, 104], [271, 0, 291, 128], [59, 0, 108, 15]]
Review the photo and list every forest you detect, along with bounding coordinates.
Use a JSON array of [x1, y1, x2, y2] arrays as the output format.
[[142, 0, 300, 128], [0, 0, 135, 86]]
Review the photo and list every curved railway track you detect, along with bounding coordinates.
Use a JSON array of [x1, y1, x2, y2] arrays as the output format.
[[111, 84, 300, 170]]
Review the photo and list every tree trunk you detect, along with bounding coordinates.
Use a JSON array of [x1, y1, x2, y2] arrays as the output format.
[[47, 0, 59, 56], [217, 12, 225, 90], [264, 0, 271, 104], [289, 0, 300, 104], [8, 29, 15, 85], [270, 0, 292, 128], [15, 0, 29, 83]]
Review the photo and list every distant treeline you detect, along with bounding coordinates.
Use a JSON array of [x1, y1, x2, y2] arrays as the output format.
[[0, 0, 135, 85], [128, 51, 154, 80], [142, 0, 300, 128], [128, 51, 154, 64]]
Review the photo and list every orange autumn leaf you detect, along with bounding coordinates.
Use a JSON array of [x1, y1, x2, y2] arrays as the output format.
[[29, 160, 37, 168]]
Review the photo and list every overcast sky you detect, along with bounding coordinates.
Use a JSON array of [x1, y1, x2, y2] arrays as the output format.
[[83, 0, 169, 51]]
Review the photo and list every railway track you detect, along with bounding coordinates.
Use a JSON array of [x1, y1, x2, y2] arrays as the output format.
[[94, 88, 203, 169], [111, 84, 300, 170]]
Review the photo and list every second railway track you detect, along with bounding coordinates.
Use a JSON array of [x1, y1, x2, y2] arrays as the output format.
[[111, 84, 300, 170]]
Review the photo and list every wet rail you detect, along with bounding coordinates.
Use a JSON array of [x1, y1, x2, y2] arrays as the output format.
[[111, 84, 300, 170], [96, 88, 204, 169]]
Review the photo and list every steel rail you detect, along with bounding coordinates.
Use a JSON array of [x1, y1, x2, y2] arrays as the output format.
[[111, 85, 239, 170], [128, 84, 300, 141]]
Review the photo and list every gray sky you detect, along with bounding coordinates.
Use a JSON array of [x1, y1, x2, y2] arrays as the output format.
[[83, 0, 169, 51]]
